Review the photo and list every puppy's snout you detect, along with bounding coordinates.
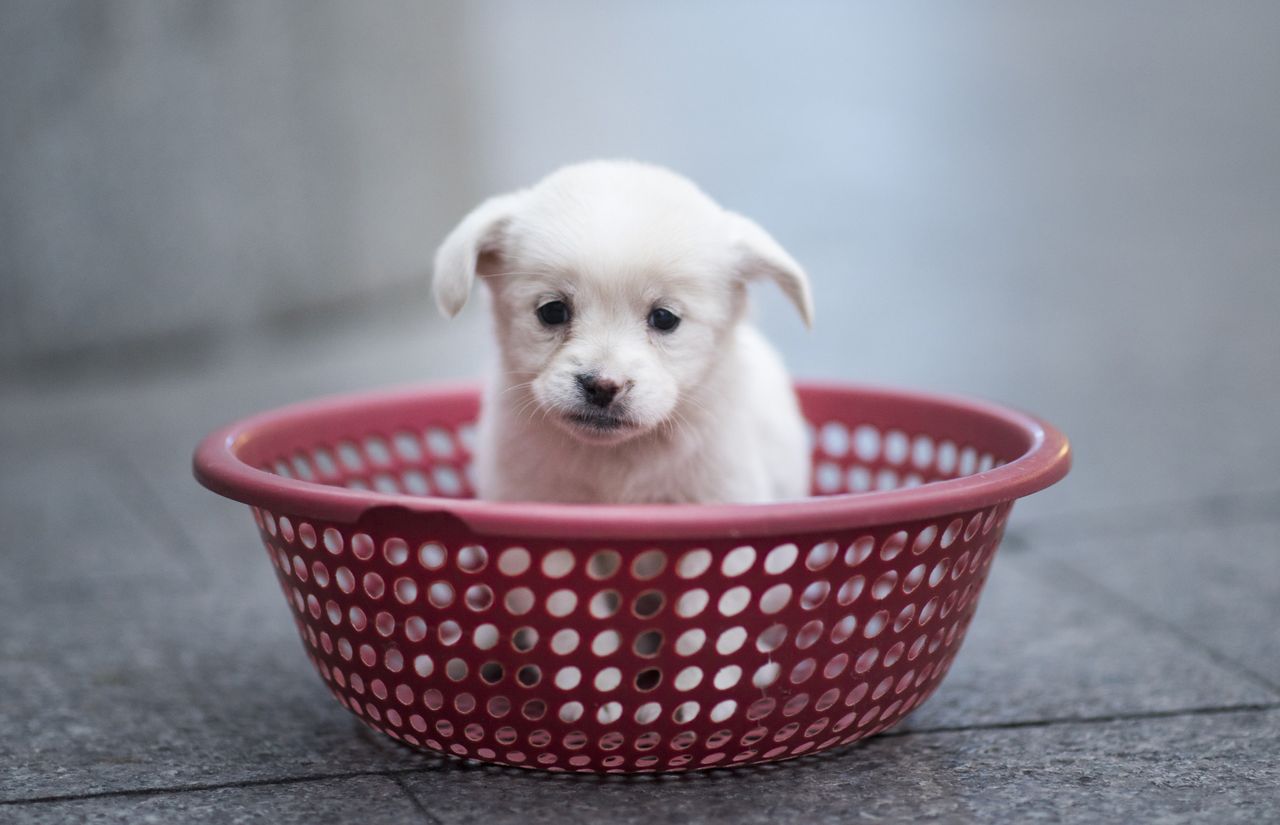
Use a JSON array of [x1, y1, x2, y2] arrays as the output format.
[[576, 374, 625, 408]]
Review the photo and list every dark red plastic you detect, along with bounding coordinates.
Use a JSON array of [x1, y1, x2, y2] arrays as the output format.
[[193, 381, 1070, 773]]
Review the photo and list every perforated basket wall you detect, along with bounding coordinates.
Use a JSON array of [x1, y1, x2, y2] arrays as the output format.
[[195, 382, 1069, 773]]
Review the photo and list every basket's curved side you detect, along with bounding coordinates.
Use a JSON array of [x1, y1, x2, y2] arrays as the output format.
[[193, 380, 1069, 773], [247, 499, 1015, 773]]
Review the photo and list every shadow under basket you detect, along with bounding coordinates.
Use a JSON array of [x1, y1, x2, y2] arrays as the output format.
[[193, 381, 1070, 774]]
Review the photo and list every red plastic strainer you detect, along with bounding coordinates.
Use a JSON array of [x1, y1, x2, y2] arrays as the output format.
[[193, 381, 1069, 773]]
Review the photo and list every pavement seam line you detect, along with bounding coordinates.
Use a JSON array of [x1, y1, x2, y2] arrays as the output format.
[[1030, 553, 1280, 697], [0, 770, 429, 808], [391, 773, 446, 825], [880, 701, 1280, 739], [95, 447, 212, 574], [4, 704, 1277, 807]]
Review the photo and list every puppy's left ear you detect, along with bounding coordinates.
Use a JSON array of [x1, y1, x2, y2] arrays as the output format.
[[726, 211, 814, 328], [432, 191, 526, 318]]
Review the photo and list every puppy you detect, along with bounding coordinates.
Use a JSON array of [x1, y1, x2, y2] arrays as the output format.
[[432, 160, 812, 504]]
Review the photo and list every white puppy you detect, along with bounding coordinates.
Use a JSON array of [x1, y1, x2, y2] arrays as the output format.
[[432, 160, 812, 504]]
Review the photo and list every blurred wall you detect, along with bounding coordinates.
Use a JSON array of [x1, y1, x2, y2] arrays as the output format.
[[452, 0, 1280, 402], [3, 0, 1278, 410], [1, 1, 470, 368]]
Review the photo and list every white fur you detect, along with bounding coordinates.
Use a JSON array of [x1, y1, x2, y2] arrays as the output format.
[[432, 160, 812, 504]]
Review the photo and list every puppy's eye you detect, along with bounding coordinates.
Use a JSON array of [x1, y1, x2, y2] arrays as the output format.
[[537, 300, 570, 326], [648, 307, 680, 332]]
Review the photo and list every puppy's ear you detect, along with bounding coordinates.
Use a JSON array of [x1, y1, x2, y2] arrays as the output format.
[[432, 192, 525, 318], [726, 211, 814, 328]]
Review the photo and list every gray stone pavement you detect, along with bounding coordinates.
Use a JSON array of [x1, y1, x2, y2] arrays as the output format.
[[1, 288, 1277, 822]]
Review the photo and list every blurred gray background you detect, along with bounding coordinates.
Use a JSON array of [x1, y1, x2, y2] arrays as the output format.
[[2, 2, 1278, 822], [4, 0, 1278, 517]]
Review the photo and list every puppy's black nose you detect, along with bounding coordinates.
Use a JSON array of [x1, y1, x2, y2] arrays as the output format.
[[577, 374, 621, 408]]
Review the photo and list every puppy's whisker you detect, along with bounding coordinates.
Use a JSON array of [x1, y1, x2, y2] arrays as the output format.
[[670, 407, 706, 455], [513, 393, 541, 417], [514, 403, 541, 427], [679, 393, 712, 414], [660, 408, 690, 439], [500, 381, 536, 398]]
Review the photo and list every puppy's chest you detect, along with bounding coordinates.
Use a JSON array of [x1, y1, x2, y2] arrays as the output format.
[[506, 432, 712, 504]]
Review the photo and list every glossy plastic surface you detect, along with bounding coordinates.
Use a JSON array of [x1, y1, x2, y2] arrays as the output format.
[[193, 382, 1070, 773]]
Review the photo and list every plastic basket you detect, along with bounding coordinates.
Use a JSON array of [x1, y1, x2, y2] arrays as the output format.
[[193, 381, 1070, 773]]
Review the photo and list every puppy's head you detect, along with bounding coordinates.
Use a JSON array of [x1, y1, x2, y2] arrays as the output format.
[[433, 160, 811, 445]]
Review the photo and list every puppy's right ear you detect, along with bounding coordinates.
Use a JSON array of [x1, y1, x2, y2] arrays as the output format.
[[432, 192, 525, 318]]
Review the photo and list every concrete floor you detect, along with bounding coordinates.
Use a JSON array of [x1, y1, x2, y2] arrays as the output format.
[[1, 276, 1277, 822]]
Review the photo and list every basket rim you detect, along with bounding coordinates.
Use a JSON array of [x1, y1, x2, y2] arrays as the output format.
[[192, 380, 1070, 539]]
